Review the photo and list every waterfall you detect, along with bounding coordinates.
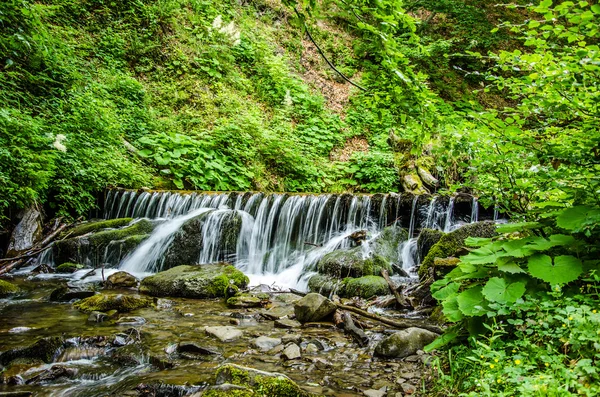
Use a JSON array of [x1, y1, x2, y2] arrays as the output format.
[[471, 197, 479, 223], [99, 190, 486, 288]]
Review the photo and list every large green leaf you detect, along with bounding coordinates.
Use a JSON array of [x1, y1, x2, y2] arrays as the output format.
[[556, 206, 600, 234], [461, 243, 505, 265], [432, 282, 460, 301], [424, 329, 460, 352], [496, 222, 543, 233], [442, 294, 464, 322], [497, 259, 525, 274], [527, 254, 583, 284], [456, 286, 487, 317], [482, 277, 526, 304]]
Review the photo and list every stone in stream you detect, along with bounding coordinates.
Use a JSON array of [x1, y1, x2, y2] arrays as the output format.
[[214, 363, 313, 396], [0, 279, 20, 297], [282, 343, 301, 360], [139, 264, 248, 298], [115, 316, 146, 326], [105, 271, 138, 289], [363, 388, 387, 397], [205, 326, 243, 342], [294, 293, 337, 324], [342, 275, 389, 299], [274, 319, 301, 329], [0, 337, 64, 365], [49, 286, 96, 301], [74, 293, 153, 313], [374, 327, 438, 358], [226, 293, 268, 309], [87, 311, 109, 323], [6, 206, 42, 257], [55, 262, 84, 273], [317, 246, 392, 278], [26, 364, 77, 384], [177, 342, 219, 356], [0, 392, 34, 397], [252, 336, 282, 351]]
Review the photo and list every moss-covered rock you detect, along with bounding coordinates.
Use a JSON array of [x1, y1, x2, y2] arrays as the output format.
[[64, 218, 134, 239], [53, 219, 154, 266], [56, 262, 84, 273], [374, 327, 438, 358], [214, 364, 313, 397], [417, 229, 444, 262], [73, 293, 153, 313], [307, 273, 345, 297], [418, 221, 497, 279], [294, 293, 336, 324], [139, 264, 249, 299], [227, 293, 268, 308], [371, 226, 409, 263], [342, 276, 389, 299], [105, 271, 138, 288], [317, 246, 392, 278], [0, 337, 64, 365], [0, 279, 20, 297]]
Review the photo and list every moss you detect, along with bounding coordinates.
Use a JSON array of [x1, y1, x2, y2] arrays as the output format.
[[317, 247, 392, 278], [434, 257, 460, 267], [202, 390, 254, 397], [56, 262, 84, 273], [419, 221, 497, 279], [417, 229, 444, 261], [227, 294, 262, 308], [215, 364, 313, 397], [140, 264, 249, 298], [371, 226, 409, 264], [342, 276, 389, 299], [87, 219, 154, 247], [307, 273, 345, 296], [73, 293, 153, 313], [0, 279, 20, 297], [64, 218, 134, 238]]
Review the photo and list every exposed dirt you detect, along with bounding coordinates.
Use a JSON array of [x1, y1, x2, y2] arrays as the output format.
[[330, 136, 369, 162]]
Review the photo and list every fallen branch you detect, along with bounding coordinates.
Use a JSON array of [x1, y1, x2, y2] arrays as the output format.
[[337, 303, 443, 334], [0, 259, 24, 276], [381, 269, 411, 309], [0, 223, 68, 264], [341, 311, 369, 347]]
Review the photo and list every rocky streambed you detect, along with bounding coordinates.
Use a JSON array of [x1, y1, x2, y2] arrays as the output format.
[[0, 270, 439, 397]]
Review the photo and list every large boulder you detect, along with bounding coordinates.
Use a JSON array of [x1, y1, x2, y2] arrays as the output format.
[[307, 273, 345, 297], [106, 271, 138, 289], [294, 293, 336, 323], [417, 229, 444, 262], [139, 264, 249, 298], [63, 218, 134, 239], [342, 276, 389, 299], [0, 279, 20, 297], [317, 246, 392, 278], [214, 364, 312, 396], [418, 221, 497, 279], [370, 226, 409, 263], [73, 293, 153, 313], [6, 207, 43, 257], [374, 327, 438, 358], [0, 337, 64, 365]]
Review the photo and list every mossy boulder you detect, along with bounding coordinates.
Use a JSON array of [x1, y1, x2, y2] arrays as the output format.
[[0, 279, 20, 297], [227, 293, 269, 308], [105, 271, 138, 288], [370, 226, 409, 264], [294, 293, 336, 323], [139, 264, 249, 299], [53, 219, 154, 266], [63, 218, 134, 239], [342, 276, 389, 299], [307, 273, 345, 297], [214, 364, 313, 397], [374, 327, 438, 358], [0, 337, 64, 365], [56, 262, 84, 273], [317, 246, 392, 278], [417, 228, 444, 262], [73, 293, 153, 313], [418, 221, 497, 279]]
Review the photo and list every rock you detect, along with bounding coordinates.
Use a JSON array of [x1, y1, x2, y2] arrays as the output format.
[[115, 316, 146, 326], [63, 218, 134, 239], [260, 306, 294, 320], [6, 207, 42, 257], [0, 279, 20, 297], [26, 364, 76, 384], [106, 271, 138, 288], [8, 327, 34, 334], [55, 262, 84, 273], [73, 293, 153, 313], [0, 392, 33, 397], [417, 167, 439, 189], [417, 229, 444, 262], [281, 334, 302, 345], [307, 273, 345, 297], [374, 327, 438, 358], [87, 311, 109, 323], [177, 342, 219, 356], [31, 264, 53, 274], [294, 293, 337, 324], [402, 172, 429, 195], [139, 264, 248, 298], [227, 293, 268, 308], [215, 363, 311, 396], [401, 383, 416, 394], [342, 276, 389, 299], [0, 337, 64, 365], [419, 221, 496, 279], [433, 257, 460, 268], [371, 226, 409, 264], [49, 286, 96, 302], [282, 343, 301, 360], [274, 319, 301, 329], [205, 326, 243, 342], [304, 343, 319, 354], [252, 336, 282, 351], [364, 389, 386, 397], [349, 230, 367, 244], [317, 247, 392, 278]]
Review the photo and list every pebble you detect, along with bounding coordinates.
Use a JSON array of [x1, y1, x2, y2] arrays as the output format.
[[282, 343, 301, 360]]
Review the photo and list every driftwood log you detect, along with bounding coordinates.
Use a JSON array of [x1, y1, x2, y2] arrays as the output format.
[[381, 269, 411, 309]]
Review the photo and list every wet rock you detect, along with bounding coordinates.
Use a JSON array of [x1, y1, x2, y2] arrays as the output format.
[[349, 230, 367, 244], [342, 276, 389, 299], [260, 306, 294, 320], [214, 363, 311, 396], [0, 392, 34, 397], [50, 286, 97, 302], [227, 293, 268, 308], [6, 375, 25, 385], [0, 337, 64, 365], [74, 293, 153, 313], [416, 229, 444, 261], [177, 342, 219, 356], [139, 264, 249, 298], [26, 365, 77, 384], [374, 328, 438, 358], [371, 226, 409, 264], [116, 316, 146, 326], [401, 383, 416, 394], [304, 343, 319, 354], [0, 279, 20, 297], [87, 311, 109, 323], [8, 327, 34, 334], [56, 262, 84, 273], [205, 326, 243, 342], [317, 247, 392, 278], [294, 293, 337, 324], [363, 388, 386, 397], [106, 271, 138, 288], [282, 343, 301, 360], [63, 218, 134, 239], [274, 319, 301, 329], [6, 206, 42, 257], [307, 273, 345, 297], [419, 221, 496, 279], [253, 336, 282, 351], [281, 334, 302, 345], [31, 263, 54, 274]]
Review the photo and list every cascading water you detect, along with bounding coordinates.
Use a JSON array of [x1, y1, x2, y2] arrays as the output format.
[[101, 190, 484, 289]]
